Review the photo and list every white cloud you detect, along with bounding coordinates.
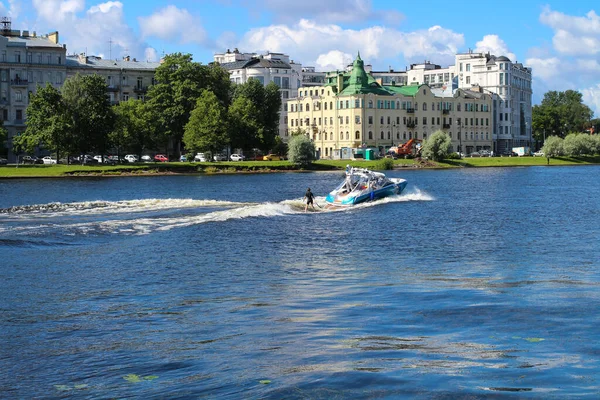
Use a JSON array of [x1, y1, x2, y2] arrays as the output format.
[[475, 35, 517, 62], [540, 7, 600, 56], [255, 0, 404, 25], [581, 84, 600, 117], [32, 0, 84, 23], [233, 19, 463, 69], [138, 5, 207, 45], [315, 50, 353, 71]]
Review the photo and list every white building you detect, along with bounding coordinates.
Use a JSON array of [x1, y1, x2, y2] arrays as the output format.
[[0, 18, 67, 162], [214, 49, 325, 142]]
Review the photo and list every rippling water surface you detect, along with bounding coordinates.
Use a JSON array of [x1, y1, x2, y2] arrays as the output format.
[[1, 167, 599, 398]]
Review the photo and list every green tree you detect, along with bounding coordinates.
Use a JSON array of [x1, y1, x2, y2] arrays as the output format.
[[287, 131, 315, 167], [229, 79, 281, 152], [532, 90, 594, 143], [183, 90, 229, 157], [147, 53, 231, 156], [111, 99, 159, 158], [421, 130, 453, 161], [0, 122, 8, 157], [563, 133, 594, 156], [542, 135, 564, 157], [16, 83, 72, 159], [62, 73, 115, 158]]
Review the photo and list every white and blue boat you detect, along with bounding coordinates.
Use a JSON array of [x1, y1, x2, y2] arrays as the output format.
[[325, 166, 407, 207]]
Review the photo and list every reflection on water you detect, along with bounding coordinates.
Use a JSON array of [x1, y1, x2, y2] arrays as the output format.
[[1, 167, 600, 398]]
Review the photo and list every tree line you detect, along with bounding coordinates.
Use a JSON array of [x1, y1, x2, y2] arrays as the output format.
[[14, 53, 282, 161]]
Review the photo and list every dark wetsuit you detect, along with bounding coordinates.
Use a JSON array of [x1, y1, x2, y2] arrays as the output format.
[[305, 190, 314, 204]]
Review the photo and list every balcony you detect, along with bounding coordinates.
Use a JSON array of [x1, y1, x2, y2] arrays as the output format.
[[407, 122, 416, 128], [406, 108, 415, 114], [443, 123, 451, 129], [442, 109, 449, 115], [11, 78, 28, 87], [133, 86, 147, 94], [107, 85, 120, 92]]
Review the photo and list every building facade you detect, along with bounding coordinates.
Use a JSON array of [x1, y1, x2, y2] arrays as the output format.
[[0, 19, 67, 162], [288, 54, 493, 158], [66, 54, 161, 105], [214, 49, 325, 143]]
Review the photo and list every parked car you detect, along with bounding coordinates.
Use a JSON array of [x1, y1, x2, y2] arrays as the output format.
[[0, 157, 8, 165], [230, 154, 245, 161], [141, 155, 152, 162], [194, 153, 207, 162], [124, 154, 139, 163], [42, 156, 57, 164], [469, 151, 482, 157], [179, 154, 188, 162], [263, 154, 282, 161], [154, 154, 168, 162], [479, 150, 491, 157], [21, 156, 43, 164], [533, 150, 544, 157], [213, 153, 227, 161]]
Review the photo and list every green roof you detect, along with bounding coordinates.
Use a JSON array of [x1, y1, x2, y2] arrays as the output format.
[[383, 84, 421, 96], [338, 53, 391, 96]]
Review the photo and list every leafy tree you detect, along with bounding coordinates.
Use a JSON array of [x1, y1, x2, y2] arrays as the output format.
[[421, 130, 453, 161], [229, 79, 281, 152], [542, 135, 564, 157], [62, 73, 115, 157], [183, 90, 229, 157], [563, 133, 594, 156], [0, 123, 8, 157], [147, 53, 231, 156], [16, 83, 72, 159], [532, 90, 593, 143], [111, 99, 159, 158], [287, 131, 315, 167]]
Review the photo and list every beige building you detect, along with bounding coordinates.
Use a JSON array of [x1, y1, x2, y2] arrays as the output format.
[[288, 54, 493, 158], [0, 18, 67, 162]]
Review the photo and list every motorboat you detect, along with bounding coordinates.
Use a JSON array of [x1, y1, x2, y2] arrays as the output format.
[[325, 166, 407, 207]]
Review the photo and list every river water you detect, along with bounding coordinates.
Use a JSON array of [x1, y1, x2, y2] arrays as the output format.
[[1, 166, 599, 399]]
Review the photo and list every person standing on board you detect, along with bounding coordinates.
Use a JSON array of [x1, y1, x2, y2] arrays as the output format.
[[304, 188, 316, 212]]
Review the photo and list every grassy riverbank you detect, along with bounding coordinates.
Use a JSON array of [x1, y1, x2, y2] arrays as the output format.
[[1, 156, 599, 178]]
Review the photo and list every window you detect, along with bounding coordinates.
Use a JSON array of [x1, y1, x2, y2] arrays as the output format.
[[16, 109, 23, 121], [355, 116, 360, 124], [423, 103, 427, 111], [466, 76, 471, 84], [355, 131, 360, 140], [345, 116, 349, 124], [123, 93, 129, 101], [368, 100, 373, 108], [306, 103, 310, 111], [380, 131, 384, 140], [15, 91, 22, 102], [14, 52, 21, 63], [423, 117, 427, 125], [355, 99, 360, 108], [380, 116, 384, 124], [466, 63, 471, 72], [368, 116, 373, 124], [137, 77, 143, 89]]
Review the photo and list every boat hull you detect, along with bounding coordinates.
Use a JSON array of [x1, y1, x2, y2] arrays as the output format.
[[325, 179, 407, 207]]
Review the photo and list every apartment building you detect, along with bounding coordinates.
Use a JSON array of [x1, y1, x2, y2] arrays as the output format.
[[0, 18, 67, 162], [214, 49, 326, 141], [66, 54, 161, 105], [288, 54, 493, 158]]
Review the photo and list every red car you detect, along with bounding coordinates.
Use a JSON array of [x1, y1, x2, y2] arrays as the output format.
[[154, 154, 168, 162]]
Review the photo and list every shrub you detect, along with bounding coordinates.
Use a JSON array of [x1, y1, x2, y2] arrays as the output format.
[[375, 158, 394, 170], [542, 136, 564, 157], [563, 133, 589, 156], [422, 130, 453, 161], [287, 134, 315, 167]]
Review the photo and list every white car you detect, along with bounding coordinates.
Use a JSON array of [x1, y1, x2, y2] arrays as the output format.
[[194, 153, 207, 162], [213, 154, 227, 161], [533, 150, 544, 157], [141, 155, 152, 162], [124, 154, 138, 163], [230, 154, 245, 161], [42, 156, 57, 164]]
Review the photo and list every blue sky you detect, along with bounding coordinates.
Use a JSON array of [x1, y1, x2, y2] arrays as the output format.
[[3, 0, 600, 114]]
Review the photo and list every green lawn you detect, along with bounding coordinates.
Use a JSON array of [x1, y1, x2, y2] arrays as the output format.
[[1, 156, 599, 178]]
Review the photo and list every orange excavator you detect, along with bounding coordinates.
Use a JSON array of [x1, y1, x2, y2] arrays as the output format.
[[389, 139, 421, 157]]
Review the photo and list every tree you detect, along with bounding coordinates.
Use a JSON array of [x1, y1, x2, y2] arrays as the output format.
[[421, 130, 453, 161], [111, 99, 159, 158], [563, 133, 595, 156], [287, 130, 315, 167], [542, 135, 564, 157], [229, 79, 281, 152], [147, 53, 231, 156], [62, 73, 115, 157], [0, 122, 8, 157], [183, 90, 229, 157], [532, 90, 594, 143], [16, 83, 72, 159]]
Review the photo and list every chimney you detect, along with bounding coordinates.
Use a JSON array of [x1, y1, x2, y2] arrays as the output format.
[[48, 31, 59, 44]]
